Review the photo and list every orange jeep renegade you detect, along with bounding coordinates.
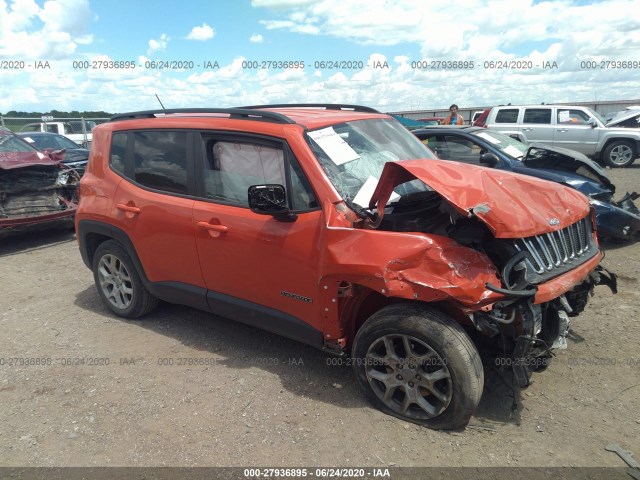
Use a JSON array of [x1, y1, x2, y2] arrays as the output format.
[[76, 104, 616, 429]]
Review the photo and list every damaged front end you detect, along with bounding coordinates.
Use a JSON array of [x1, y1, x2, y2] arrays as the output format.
[[362, 160, 617, 387], [0, 148, 79, 237]]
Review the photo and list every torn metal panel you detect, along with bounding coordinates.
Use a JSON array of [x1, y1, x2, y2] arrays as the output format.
[[320, 199, 503, 309], [369, 160, 590, 238]]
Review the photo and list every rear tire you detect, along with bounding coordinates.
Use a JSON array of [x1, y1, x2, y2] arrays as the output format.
[[352, 304, 483, 430], [603, 140, 636, 168], [92, 240, 159, 319]]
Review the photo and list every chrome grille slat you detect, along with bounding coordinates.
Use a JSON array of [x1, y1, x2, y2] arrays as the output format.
[[535, 236, 554, 270], [546, 232, 562, 266], [556, 231, 569, 262], [514, 217, 595, 282], [522, 238, 545, 274]]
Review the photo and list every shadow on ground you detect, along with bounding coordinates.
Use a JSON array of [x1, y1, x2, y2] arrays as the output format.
[[0, 227, 75, 257], [75, 285, 526, 429]]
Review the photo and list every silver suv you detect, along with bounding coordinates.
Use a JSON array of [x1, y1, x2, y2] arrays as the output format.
[[478, 105, 640, 167]]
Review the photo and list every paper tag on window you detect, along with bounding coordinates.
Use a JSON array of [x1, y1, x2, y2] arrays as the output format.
[[308, 127, 359, 165], [558, 110, 570, 123], [476, 132, 501, 144], [503, 145, 525, 158]]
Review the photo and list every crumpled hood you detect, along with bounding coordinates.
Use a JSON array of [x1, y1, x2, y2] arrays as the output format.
[[0, 151, 58, 170], [369, 159, 591, 238]]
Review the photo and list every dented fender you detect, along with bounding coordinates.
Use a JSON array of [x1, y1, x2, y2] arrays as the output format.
[[319, 199, 503, 308]]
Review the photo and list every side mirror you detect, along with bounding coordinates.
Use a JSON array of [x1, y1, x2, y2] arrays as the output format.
[[248, 184, 297, 222], [587, 117, 597, 128], [479, 152, 499, 167]]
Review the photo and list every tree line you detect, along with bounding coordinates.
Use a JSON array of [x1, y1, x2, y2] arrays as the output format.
[[1, 110, 112, 118]]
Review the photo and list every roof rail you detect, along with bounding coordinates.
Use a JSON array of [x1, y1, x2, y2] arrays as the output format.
[[239, 103, 381, 114], [109, 108, 296, 124]]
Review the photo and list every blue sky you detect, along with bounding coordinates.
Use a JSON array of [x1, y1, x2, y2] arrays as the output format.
[[1, 0, 639, 113]]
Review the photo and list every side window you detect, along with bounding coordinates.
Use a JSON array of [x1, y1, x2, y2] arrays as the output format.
[[110, 132, 127, 175], [523, 108, 551, 124], [133, 131, 188, 194], [202, 139, 317, 210], [495, 109, 519, 123], [557, 109, 591, 125], [419, 135, 445, 156], [443, 135, 482, 163]]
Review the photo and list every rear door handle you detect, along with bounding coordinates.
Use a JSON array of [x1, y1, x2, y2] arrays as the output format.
[[116, 203, 141, 214]]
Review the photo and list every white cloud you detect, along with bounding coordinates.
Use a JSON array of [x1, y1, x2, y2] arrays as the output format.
[[186, 23, 215, 41], [148, 33, 169, 55], [0, 0, 92, 59], [2, 1, 640, 114]]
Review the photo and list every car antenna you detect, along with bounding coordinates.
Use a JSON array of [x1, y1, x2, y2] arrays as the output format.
[[155, 94, 166, 109]]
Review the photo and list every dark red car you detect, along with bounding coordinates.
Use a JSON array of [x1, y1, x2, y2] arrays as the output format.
[[0, 127, 78, 236]]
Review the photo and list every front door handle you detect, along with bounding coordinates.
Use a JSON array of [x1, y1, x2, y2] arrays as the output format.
[[197, 221, 228, 237], [556, 129, 568, 133], [116, 203, 141, 214]]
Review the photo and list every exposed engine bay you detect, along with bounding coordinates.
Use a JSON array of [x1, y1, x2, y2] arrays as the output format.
[[372, 184, 617, 386]]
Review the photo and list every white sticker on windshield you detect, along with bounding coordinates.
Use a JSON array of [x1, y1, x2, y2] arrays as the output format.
[[503, 145, 525, 158], [22, 137, 35, 143], [308, 127, 360, 166], [353, 176, 400, 209], [475, 132, 501, 144]]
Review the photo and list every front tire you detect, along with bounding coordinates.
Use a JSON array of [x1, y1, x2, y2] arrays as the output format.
[[352, 304, 483, 430], [603, 140, 636, 168], [92, 240, 159, 319]]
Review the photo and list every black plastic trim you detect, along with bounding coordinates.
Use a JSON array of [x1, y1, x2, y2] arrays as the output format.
[[239, 103, 381, 113], [206, 290, 324, 348], [110, 108, 295, 124]]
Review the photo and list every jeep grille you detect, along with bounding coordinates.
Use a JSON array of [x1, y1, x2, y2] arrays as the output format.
[[514, 216, 597, 279]]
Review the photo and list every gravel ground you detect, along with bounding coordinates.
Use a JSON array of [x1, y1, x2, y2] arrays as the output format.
[[0, 166, 639, 470]]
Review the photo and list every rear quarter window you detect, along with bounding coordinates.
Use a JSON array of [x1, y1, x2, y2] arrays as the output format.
[[133, 131, 188, 194], [110, 132, 127, 175], [494, 109, 519, 123], [108, 130, 189, 196]]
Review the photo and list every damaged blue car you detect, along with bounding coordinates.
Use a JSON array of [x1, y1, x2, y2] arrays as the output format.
[[413, 126, 640, 242]]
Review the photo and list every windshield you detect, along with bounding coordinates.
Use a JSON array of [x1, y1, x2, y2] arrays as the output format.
[[0, 132, 39, 153], [585, 107, 606, 125], [305, 118, 436, 209], [471, 130, 528, 160]]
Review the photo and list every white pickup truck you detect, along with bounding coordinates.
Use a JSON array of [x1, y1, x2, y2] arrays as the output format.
[[19, 120, 94, 147]]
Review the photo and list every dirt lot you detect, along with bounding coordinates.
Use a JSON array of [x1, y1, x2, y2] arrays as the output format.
[[1, 167, 639, 470]]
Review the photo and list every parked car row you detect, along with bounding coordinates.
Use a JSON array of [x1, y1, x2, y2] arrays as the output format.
[[473, 104, 640, 168]]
